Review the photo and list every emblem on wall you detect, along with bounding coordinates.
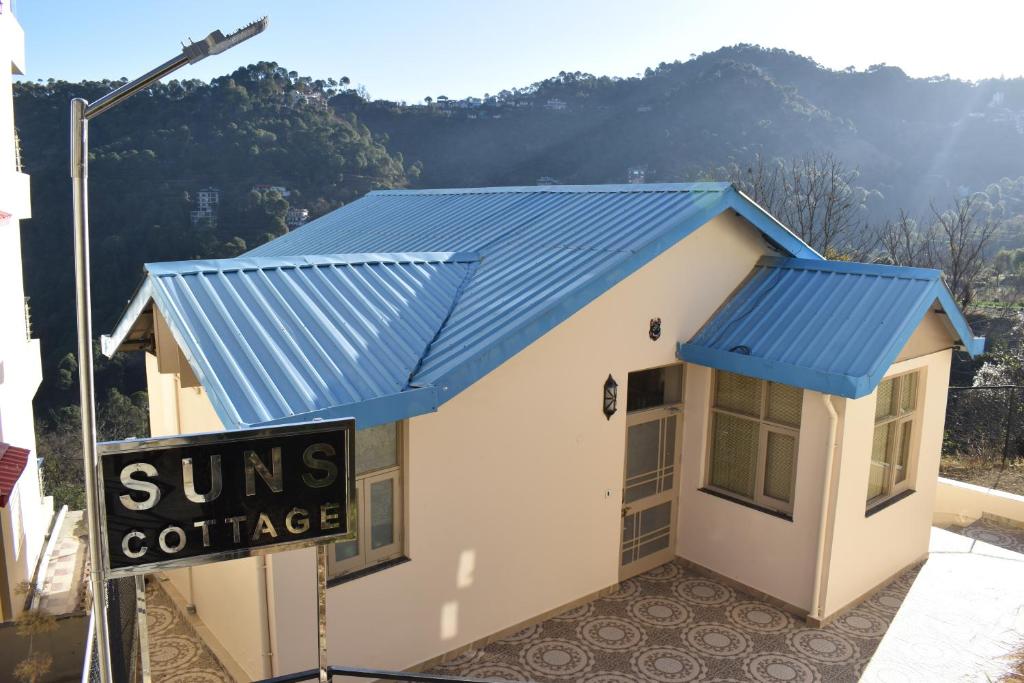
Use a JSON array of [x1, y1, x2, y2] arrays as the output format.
[[649, 317, 662, 341]]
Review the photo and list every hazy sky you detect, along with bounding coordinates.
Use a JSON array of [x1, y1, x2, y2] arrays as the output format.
[[13, 1, 1024, 101]]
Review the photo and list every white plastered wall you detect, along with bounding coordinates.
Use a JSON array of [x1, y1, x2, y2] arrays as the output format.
[[820, 346, 952, 618]]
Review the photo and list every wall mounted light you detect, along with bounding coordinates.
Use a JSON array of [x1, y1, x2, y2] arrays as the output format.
[[603, 374, 618, 420]]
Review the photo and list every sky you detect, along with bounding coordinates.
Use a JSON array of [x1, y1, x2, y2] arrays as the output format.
[[12, 1, 1024, 102]]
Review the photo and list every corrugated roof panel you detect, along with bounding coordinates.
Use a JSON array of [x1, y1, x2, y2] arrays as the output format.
[[107, 184, 824, 429], [146, 253, 477, 428], [677, 257, 984, 398]]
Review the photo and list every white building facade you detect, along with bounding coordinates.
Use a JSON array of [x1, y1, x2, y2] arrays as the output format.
[[0, 2, 50, 622]]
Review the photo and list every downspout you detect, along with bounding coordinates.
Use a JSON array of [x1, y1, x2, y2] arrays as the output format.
[[256, 555, 275, 677], [810, 393, 839, 621]]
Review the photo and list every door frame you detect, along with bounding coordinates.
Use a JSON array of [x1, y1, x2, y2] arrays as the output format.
[[619, 404, 683, 580]]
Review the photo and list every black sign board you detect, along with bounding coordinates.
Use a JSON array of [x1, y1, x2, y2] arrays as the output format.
[[98, 419, 355, 578]]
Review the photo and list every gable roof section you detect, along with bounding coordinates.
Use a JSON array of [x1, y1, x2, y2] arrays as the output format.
[[104, 253, 478, 430], [676, 257, 985, 399], [106, 183, 820, 430]]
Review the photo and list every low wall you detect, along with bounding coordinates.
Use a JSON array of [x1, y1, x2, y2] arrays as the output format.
[[933, 476, 1024, 527], [0, 612, 89, 682]]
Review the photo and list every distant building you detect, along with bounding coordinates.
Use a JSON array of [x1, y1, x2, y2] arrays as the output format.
[[627, 166, 647, 184], [252, 184, 290, 197], [544, 98, 568, 111], [191, 186, 220, 226], [636, 105, 653, 113], [285, 207, 309, 229], [536, 176, 559, 185]]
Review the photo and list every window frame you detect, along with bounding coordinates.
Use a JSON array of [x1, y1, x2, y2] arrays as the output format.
[[867, 370, 921, 509], [328, 421, 406, 580], [704, 372, 802, 516]]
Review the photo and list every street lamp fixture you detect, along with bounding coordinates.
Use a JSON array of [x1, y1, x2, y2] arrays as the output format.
[[69, 18, 268, 683]]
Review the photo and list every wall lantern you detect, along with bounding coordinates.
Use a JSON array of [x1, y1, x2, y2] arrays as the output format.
[[603, 374, 618, 420]]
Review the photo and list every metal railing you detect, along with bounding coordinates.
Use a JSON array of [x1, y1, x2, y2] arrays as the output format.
[[23, 296, 32, 341], [257, 666, 505, 683], [82, 577, 140, 683], [944, 384, 1023, 465], [14, 129, 24, 172]]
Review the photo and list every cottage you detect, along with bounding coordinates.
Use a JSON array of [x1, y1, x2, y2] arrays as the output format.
[[103, 183, 982, 679]]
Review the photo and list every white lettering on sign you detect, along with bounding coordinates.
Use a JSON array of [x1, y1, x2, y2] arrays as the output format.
[[119, 463, 161, 511], [245, 447, 283, 496]]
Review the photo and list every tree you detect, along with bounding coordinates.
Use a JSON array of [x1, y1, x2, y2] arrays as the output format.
[[879, 209, 933, 267], [727, 152, 877, 258], [928, 194, 998, 308]]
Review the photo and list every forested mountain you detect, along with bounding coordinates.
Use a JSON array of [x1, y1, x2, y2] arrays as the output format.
[[13, 46, 1024, 432]]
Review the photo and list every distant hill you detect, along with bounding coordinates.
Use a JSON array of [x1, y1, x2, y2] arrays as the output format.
[[345, 45, 1024, 218], [13, 46, 1024, 416]]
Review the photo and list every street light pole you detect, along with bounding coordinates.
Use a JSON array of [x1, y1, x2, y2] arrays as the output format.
[[69, 18, 268, 682]]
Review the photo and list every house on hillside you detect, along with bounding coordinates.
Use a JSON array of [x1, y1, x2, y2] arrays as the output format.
[[102, 183, 983, 679]]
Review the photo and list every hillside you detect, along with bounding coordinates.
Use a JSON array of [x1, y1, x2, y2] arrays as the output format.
[[14, 46, 1024, 422]]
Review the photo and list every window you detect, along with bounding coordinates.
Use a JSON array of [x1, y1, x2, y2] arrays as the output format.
[[627, 364, 685, 412], [706, 371, 802, 515], [867, 371, 919, 508], [329, 422, 404, 579]]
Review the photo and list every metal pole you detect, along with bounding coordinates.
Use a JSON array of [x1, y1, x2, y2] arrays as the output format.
[[317, 544, 329, 683], [135, 575, 153, 683], [71, 96, 114, 683], [1004, 387, 1016, 467]]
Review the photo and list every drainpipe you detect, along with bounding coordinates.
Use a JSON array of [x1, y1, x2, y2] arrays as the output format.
[[256, 555, 275, 677], [810, 393, 839, 621]]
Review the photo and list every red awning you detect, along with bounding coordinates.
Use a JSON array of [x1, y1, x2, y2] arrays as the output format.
[[0, 442, 31, 507]]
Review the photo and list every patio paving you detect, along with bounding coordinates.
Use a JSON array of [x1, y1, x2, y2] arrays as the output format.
[[145, 578, 234, 682], [432, 518, 1024, 682]]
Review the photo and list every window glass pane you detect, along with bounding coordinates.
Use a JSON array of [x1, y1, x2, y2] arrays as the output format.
[[868, 423, 893, 501], [895, 420, 912, 484], [627, 365, 684, 411], [766, 383, 803, 427], [715, 372, 762, 417], [334, 537, 358, 562], [900, 373, 918, 414], [638, 501, 673, 536], [356, 423, 398, 475], [875, 378, 897, 421], [709, 413, 758, 498], [638, 534, 671, 558], [763, 431, 796, 503], [625, 421, 661, 479], [370, 478, 395, 550]]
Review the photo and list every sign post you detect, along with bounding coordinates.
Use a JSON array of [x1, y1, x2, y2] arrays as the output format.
[[97, 418, 355, 680]]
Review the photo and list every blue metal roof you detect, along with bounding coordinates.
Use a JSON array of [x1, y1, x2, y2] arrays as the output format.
[[676, 257, 985, 399], [106, 183, 820, 429], [104, 253, 478, 430]]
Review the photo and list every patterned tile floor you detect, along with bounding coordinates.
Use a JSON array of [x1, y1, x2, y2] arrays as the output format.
[[145, 579, 234, 682], [433, 559, 913, 682]]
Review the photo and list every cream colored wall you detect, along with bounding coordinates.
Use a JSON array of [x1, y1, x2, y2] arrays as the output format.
[[820, 349, 952, 618], [933, 477, 1024, 528], [264, 211, 775, 674], [675, 367, 834, 611], [146, 339, 270, 680]]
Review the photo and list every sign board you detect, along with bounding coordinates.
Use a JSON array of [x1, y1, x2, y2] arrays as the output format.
[[98, 419, 355, 578]]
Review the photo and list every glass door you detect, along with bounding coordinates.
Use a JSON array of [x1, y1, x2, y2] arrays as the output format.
[[619, 365, 684, 580]]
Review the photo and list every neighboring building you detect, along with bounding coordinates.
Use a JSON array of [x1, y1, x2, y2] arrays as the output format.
[[190, 186, 219, 226], [252, 183, 290, 197], [285, 207, 309, 229], [544, 98, 568, 111], [0, 2, 51, 622], [103, 183, 982, 679]]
